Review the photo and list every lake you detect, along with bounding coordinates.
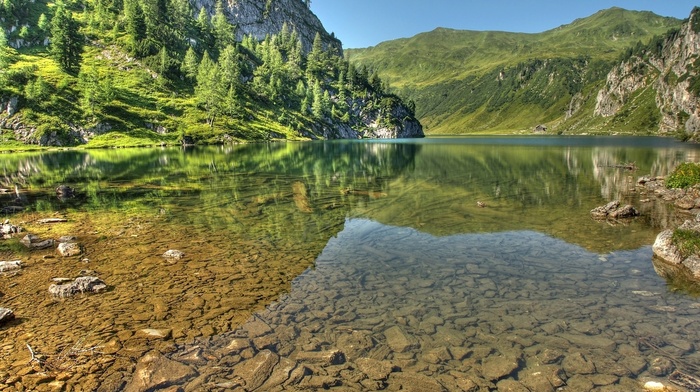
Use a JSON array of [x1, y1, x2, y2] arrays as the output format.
[[1, 136, 700, 391]]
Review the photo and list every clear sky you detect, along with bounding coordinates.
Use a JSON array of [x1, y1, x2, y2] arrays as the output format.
[[311, 1, 700, 49]]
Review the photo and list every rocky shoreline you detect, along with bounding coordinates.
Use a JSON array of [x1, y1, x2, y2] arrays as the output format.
[[0, 208, 323, 391], [636, 176, 700, 286]]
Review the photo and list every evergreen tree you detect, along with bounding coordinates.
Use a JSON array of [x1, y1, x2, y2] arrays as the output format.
[[123, 0, 146, 54], [195, 51, 223, 127], [0, 29, 10, 71], [181, 46, 199, 81], [37, 14, 50, 35], [50, 2, 83, 73], [169, 0, 192, 40], [212, 1, 235, 56], [196, 7, 214, 55], [307, 32, 325, 79], [311, 80, 324, 118], [78, 65, 114, 117]]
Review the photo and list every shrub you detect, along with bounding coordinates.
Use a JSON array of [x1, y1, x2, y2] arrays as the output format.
[[667, 162, 700, 189]]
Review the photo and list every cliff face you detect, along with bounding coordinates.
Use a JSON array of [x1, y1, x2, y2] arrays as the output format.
[[595, 8, 700, 135], [193, 0, 342, 54]]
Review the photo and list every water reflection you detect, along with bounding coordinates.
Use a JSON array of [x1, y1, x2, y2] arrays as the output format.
[[2, 137, 698, 253]]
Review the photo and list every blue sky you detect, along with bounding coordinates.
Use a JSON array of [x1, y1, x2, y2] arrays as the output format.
[[312, 1, 700, 49]]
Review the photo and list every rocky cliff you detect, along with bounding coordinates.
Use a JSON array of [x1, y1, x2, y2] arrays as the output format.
[[193, 0, 342, 53], [595, 7, 700, 136]]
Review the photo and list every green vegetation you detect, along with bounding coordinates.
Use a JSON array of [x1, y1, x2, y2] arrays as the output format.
[[346, 8, 684, 134], [672, 229, 700, 259], [0, 0, 414, 148], [666, 162, 700, 189]]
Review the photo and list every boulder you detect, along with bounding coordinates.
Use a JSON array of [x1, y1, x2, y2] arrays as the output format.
[[57, 242, 82, 257], [652, 220, 700, 281], [48, 276, 108, 298], [590, 200, 639, 220]]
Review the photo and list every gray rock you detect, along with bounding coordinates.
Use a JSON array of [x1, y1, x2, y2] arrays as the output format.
[[0, 260, 21, 272], [57, 242, 82, 257], [653, 229, 683, 265], [0, 222, 22, 238], [590, 200, 639, 219], [48, 276, 107, 298], [20, 234, 54, 250], [0, 308, 14, 325], [123, 352, 196, 392], [162, 249, 185, 260]]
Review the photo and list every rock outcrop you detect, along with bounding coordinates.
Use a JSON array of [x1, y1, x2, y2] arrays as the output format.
[[653, 220, 700, 280], [194, 0, 342, 54], [595, 7, 700, 135]]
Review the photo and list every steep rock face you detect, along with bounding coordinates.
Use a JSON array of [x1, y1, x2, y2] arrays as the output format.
[[193, 0, 342, 53], [595, 8, 700, 134]]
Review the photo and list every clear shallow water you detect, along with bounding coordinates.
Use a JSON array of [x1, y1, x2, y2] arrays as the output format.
[[3, 136, 700, 390], [178, 219, 700, 391]]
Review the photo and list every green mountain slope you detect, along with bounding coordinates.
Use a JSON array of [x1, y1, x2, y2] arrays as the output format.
[[0, 0, 422, 149], [346, 7, 683, 134]]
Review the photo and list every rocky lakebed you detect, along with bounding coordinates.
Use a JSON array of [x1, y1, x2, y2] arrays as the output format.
[[1, 175, 700, 392]]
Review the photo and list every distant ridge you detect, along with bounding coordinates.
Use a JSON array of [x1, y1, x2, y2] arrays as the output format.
[[346, 7, 687, 135]]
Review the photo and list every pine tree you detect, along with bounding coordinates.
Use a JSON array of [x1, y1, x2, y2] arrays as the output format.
[[50, 2, 83, 73], [0, 29, 9, 71], [311, 80, 324, 118], [307, 32, 325, 79], [123, 0, 146, 54], [195, 51, 223, 127], [78, 65, 114, 117], [212, 1, 235, 56], [181, 46, 199, 81], [169, 0, 192, 39]]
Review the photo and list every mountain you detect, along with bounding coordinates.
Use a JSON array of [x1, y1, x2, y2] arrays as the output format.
[[590, 8, 700, 138], [0, 0, 422, 148], [346, 7, 686, 135]]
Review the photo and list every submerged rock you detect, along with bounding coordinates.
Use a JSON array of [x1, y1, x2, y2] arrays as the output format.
[[48, 276, 107, 298], [123, 352, 196, 392], [0, 308, 14, 325]]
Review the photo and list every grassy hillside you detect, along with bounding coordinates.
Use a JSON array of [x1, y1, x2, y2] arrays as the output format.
[[346, 7, 683, 134], [0, 0, 420, 149]]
